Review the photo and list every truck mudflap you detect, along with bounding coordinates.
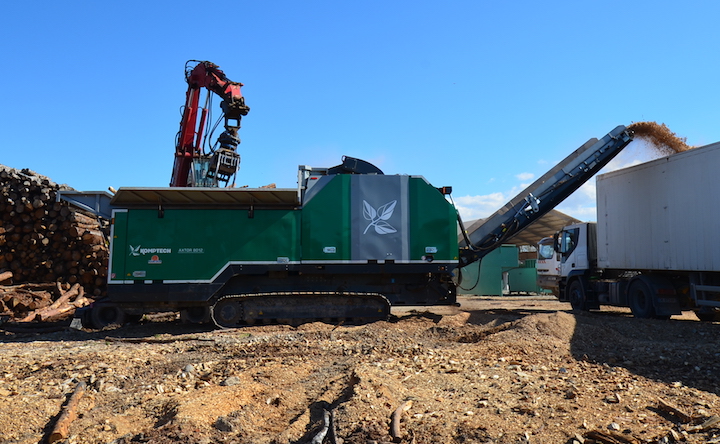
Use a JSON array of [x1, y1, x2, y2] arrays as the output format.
[[210, 292, 391, 328], [627, 276, 682, 319]]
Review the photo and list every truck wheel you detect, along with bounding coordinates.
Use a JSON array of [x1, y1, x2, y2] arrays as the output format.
[[568, 280, 588, 311], [628, 279, 656, 319], [90, 303, 126, 329]]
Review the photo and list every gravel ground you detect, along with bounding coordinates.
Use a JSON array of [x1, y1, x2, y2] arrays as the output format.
[[1, 295, 720, 444]]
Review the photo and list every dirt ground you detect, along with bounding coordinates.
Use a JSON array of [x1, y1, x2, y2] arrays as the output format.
[[2, 295, 720, 444]]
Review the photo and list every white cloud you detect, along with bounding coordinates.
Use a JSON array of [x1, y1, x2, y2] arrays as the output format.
[[516, 172, 534, 181], [552, 180, 597, 221], [455, 170, 597, 222], [453, 192, 507, 220]]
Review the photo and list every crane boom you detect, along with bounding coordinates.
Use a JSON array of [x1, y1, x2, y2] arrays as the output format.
[[459, 125, 634, 267], [171, 60, 250, 187]]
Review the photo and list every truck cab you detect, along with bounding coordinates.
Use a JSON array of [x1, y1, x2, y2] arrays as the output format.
[[554, 222, 599, 310], [536, 237, 561, 296], [555, 221, 688, 318], [556, 222, 596, 278]]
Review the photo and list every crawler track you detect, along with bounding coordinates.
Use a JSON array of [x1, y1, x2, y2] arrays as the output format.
[[210, 292, 391, 328]]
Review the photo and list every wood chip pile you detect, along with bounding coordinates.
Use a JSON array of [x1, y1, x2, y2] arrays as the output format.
[[0, 164, 109, 322]]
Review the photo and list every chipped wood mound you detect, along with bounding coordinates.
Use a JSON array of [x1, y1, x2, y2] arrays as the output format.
[[0, 165, 109, 319]]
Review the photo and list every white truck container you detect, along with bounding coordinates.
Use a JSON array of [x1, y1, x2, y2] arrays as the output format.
[[555, 140, 720, 320]]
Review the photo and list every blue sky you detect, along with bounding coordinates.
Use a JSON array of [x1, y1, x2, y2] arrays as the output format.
[[3, 1, 719, 222]]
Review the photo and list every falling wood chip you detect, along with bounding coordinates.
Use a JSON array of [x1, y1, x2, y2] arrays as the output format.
[[627, 121, 693, 155]]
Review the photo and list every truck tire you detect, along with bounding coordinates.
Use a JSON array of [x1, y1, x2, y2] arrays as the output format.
[[568, 279, 588, 311], [627, 278, 656, 319]]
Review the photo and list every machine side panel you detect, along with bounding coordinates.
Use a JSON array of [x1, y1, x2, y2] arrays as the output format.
[[115, 208, 300, 282], [301, 175, 351, 261], [409, 177, 458, 262], [597, 141, 720, 271], [302, 175, 457, 264]]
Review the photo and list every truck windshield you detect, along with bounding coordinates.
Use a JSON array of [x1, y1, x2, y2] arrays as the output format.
[[538, 243, 555, 260]]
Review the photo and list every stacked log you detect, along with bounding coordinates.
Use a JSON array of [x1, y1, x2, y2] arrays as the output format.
[[0, 164, 109, 320]]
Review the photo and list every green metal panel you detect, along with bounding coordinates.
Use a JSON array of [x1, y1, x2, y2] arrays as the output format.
[[301, 175, 351, 261], [408, 177, 458, 261], [109, 210, 129, 281], [113, 208, 300, 282], [458, 245, 518, 296], [508, 267, 541, 293]]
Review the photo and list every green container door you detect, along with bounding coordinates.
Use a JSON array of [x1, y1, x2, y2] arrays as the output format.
[[507, 259, 541, 293], [458, 245, 518, 296]]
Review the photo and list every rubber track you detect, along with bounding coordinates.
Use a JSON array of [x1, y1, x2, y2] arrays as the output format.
[[211, 292, 391, 329]]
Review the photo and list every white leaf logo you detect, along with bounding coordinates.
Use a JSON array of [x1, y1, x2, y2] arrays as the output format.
[[363, 200, 397, 235]]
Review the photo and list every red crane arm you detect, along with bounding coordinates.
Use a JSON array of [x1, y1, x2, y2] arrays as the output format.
[[171, 61, 249, 187]]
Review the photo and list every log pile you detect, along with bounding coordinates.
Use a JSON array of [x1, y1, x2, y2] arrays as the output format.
[[0, 164, 109, 321], [0, 282, 91, 323]]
